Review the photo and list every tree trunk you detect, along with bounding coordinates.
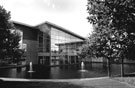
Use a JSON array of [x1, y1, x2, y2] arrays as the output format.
[[107, 58, 111, 77], [121, 58, 124, 77]]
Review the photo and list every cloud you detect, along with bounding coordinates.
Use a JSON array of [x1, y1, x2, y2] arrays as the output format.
[[34, 0, 78, 13], [51, 0, 77, 11], [0, 0, 93, 37]]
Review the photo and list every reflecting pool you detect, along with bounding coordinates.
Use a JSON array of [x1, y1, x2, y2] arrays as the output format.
[[0, 63, 135, 79]]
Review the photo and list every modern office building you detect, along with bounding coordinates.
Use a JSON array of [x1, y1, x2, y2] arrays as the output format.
[[13, 21, 85, 66]]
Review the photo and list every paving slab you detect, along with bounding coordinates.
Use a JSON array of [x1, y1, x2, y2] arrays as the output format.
[[69, 78, 134, 88], [0, 77, 134, 88]]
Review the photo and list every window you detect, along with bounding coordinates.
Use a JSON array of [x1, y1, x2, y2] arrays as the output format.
[[38, 31, 50, 52]]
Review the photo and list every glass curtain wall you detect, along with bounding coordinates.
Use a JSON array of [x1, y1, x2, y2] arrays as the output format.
[[38, 31, 50, 65], [51, 27, 83, 65], [38, 27, 84, 66]]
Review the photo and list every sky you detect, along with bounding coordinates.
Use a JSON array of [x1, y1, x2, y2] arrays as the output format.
[[0, 0, 93, 37]]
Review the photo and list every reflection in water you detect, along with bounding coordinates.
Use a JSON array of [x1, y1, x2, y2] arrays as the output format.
[[0, 63, 135, 79], [29, 72, 33, 78]]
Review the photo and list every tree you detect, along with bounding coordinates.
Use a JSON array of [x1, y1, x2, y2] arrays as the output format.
[[0, 6, 23, 65], [12, 49, 24, 64], [86, 0, 135, 77]]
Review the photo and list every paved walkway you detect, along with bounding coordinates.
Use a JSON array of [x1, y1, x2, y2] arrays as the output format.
[[69, 78, 134, 88], [0, 77, 134, 88]]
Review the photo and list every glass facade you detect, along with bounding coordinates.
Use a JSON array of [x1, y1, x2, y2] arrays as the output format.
[[38, 30, 51, 65], [50, 27, 84, 65], [38, 31, 50, 53], [51, 27, 82, 52], [38, 23, 85, 65]]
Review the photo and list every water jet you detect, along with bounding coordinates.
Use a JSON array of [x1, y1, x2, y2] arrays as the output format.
[[28, 62, 35, 73], [79, 61, 88, 72]]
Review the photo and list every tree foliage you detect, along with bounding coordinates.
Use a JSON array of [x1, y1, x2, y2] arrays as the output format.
[[0, 6, 23, 64], [86, 0, 135, 61]]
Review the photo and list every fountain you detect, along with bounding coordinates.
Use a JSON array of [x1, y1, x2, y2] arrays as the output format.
[[81, 61, 84, 70], [28, 62, 34, 73], [79, 61, 88, 72]]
